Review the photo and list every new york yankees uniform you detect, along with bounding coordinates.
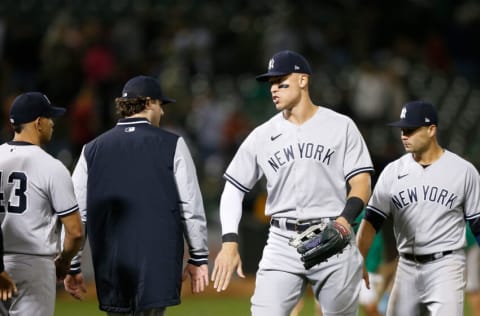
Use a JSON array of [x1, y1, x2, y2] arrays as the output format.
[[222, 106, 374, 315], [365, 150, 480, 315], [0, 141, 78, 315]]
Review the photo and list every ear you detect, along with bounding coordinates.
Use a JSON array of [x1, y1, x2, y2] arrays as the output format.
[[144, 98, 154, 110], [35, 117, 42, 130], [299, 74, 308, 88]]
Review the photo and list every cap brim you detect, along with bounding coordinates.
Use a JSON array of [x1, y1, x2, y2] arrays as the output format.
[[387, 120, 422, 128], [255, 71, 290, 82], [161, 97, 176, 104], [44, 106, 66, 118]]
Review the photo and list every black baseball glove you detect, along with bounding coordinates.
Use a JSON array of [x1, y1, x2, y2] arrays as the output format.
[[289, 221, 351, 270]]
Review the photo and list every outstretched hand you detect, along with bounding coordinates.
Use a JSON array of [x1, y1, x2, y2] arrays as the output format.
[[183, 263, 209, 293], [211, 242, 245, 292], [64, 273, 87, 300], [0, 271, 17, 301]]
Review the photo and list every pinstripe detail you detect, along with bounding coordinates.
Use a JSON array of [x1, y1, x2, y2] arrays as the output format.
[[366, 205, 387, 218], [345, 167, 374, 181], [223, 173, 250, 193], [57, 205, 79, 217]]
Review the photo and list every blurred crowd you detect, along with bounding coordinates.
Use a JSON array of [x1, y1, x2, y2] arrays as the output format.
[[0, 0, 479, 221]]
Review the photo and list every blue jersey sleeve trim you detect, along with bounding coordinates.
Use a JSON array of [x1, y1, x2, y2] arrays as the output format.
[[223, 173, 250, 193], [57, 205, 79, 217], [365, 205, 387, 218], [345, 167, 375, 181]]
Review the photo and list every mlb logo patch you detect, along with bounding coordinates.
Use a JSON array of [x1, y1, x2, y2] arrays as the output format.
[[125, 127, 136, 133]]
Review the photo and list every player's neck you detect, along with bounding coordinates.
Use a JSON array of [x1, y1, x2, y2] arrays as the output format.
[[13, 127, 41, 146], [412, 142, 444, 165], [283, 100, 317, 125]]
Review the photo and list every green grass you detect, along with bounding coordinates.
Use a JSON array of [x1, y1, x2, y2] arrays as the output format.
[[55, 296, 318, 316], [55, 298, 103, 316], [55, 296, 474, 316]]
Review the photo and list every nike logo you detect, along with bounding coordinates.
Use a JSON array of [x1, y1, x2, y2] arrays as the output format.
[[397, 174, 408, 179], [270, 133, 282, 141]]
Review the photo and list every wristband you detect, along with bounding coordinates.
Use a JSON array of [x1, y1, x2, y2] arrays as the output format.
[[222, 233, 239, 243], [340, 197, 364, 224]]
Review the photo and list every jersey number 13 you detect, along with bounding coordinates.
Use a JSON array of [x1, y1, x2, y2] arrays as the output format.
[[0, 171, 27, 214]]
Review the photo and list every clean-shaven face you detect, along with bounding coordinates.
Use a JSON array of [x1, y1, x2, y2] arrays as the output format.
[[268, 73, 303, 111]]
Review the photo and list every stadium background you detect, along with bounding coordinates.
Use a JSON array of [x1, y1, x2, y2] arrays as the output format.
[[0, 0, 479, 314]]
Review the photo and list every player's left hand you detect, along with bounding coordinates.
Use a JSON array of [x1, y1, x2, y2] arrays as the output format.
[[64, 273, 87, 300], [183, 263, 209, 293], [335, 216, 351, 231]]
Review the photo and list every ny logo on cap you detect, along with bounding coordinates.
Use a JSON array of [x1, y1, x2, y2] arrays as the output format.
[[294, 65, 300, 70], [400, 107, 407, 119], [268, 58, 275, 70], [43, 94, 51, 104]]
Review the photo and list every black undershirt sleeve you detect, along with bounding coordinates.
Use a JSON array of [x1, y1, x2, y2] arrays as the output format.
[[364, 208, 386, 232]]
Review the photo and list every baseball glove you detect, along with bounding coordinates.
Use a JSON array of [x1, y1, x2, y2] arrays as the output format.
[[288, 221, 351, 270]]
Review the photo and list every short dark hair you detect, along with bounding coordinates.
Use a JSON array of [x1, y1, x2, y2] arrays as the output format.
[[114, 97, 148, 117], [12, 124, 24, 133]]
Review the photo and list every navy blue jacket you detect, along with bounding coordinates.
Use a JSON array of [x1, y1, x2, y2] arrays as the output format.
[[83, 118, 184, 312]]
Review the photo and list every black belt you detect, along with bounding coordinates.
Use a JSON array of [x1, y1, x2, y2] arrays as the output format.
[[270, 218, 332, 232], [400, 250, 453, 264]]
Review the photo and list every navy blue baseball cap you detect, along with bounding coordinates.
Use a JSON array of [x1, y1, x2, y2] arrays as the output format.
[[388, 101, 438, 128], [121, 75, 175, 104], [256, 50, 312, 82], [9, 92, 66, 125]]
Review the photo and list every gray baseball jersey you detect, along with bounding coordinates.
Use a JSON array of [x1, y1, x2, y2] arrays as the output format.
[[0, 141, 78, 256], [366, 150, 480, 254], [222, 106, 373, 315], [224, 106, 374, 221]]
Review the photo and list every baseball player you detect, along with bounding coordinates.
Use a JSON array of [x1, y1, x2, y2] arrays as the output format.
[[66, 75, 209, 315], [0, 92, 84, 315], [211, 50, 374, 315], [356, 100, 480, 316]]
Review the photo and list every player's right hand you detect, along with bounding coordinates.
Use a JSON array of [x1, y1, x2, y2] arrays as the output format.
[[0, 271, 17, 301], [64, 273, 87, 300], [211, 242, 245, 292]]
